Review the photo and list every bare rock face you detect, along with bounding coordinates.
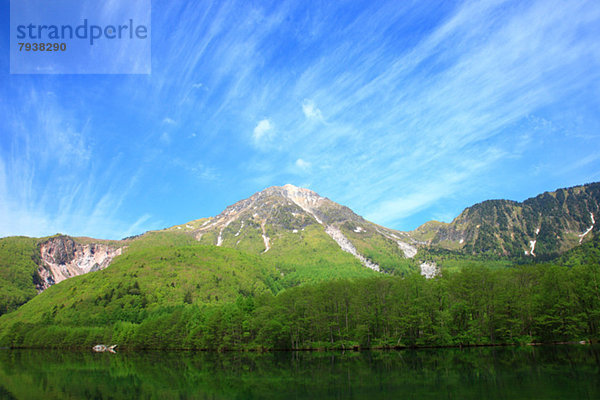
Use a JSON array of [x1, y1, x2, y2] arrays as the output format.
[[420, 262, 439, 279], [37, 236, 122, 291]]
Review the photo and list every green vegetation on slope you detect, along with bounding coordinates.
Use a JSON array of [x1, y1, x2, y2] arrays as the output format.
[[559, 230, 600, 267], [416, 247, 515, 273], [197, 221, 379, 286], [1, 251, 598, 350], [0, 237, 41, 315], [126, 230, 198, 249], [0, 243, 283, 350], [243, 262, 600, 349], [262, 224, 377, 286]]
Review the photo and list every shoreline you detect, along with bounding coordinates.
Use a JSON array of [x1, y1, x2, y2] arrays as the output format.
[[1, 340, 594, 353]]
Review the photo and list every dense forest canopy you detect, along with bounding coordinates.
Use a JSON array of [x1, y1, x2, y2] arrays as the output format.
[[1, 236, 598, 349]]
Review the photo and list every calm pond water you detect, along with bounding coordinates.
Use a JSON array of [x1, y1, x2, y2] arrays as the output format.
[[0, 345, 599, 399]]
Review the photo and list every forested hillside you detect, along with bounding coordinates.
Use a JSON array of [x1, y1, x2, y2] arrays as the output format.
[[1, 234, 598, 350], [416, 182, 599, 258], [0, 237, 41, 315]]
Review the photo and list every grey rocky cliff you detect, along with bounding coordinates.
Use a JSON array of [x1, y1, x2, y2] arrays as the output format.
[[37, 236, 122, 291]]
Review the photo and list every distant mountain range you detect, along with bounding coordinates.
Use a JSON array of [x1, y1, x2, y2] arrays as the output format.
[[0, 182, 598, 315], [413, 182, 599, 258]]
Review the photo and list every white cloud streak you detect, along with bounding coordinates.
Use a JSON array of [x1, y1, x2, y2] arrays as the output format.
[[295, 158, 311, 170], [0, 88, 157, 239], [236, 0, 600, 227], [140, 0, 596, 228], [3, 0, 599, 237], [302, 99, 323, 121], [253, 119, 274, 142]]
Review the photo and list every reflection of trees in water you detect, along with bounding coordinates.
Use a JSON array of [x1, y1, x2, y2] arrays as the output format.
[[0, 346, 599, 399]]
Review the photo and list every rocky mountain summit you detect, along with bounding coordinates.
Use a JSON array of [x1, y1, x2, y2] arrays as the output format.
[[178, 184, 418, 273]]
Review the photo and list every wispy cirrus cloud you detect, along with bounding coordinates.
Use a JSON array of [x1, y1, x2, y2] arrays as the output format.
[[0, 86, 160, 239], [295, 158, 311, 171], [252, 119, 274, 143], [302, 99, 323, 121], [1, 0, 599, 238], [232, 0, 600, 227], [148, 0, 598, 228], [160, 131, 171, 144]]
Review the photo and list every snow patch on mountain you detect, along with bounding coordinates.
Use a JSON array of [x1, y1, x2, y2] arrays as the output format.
[[420, 262, 438, 279], [525, 226, 542, 256], [279, 185, 381, 271], [397, 241, 418, 258], [325, 226, 380, 271], [579, 212, 595, 243], [377, 228, 417, 258], [529, 240, 536, 257], [261, 222, 270, 253], [235, 221, 244, 237]]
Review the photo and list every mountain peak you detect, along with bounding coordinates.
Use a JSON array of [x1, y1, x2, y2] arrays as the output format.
[[263, 184, 323, 201], [178, 183, 419, 273], [281, 183, 302, 191]]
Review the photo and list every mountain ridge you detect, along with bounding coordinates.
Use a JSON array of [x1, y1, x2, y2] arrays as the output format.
[[415, 182, 599, 258], [1, 181, 599, 316]]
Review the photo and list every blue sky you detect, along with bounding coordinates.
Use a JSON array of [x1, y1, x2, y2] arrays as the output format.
[[1, 0, 600, 239]]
